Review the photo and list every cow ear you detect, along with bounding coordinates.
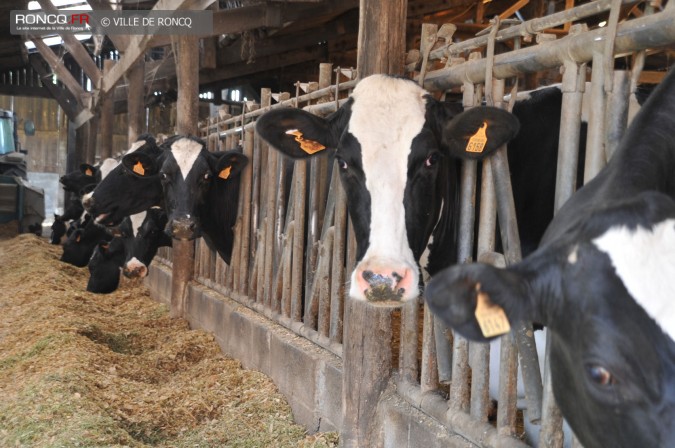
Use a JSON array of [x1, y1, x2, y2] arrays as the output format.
[[80, 163, 97, 177], [214, 151, 249, 180], [256, 107, 341, 159], [121, 152, 157, 178], [425, 258, 552, 342], [442, 106, 520, 160]]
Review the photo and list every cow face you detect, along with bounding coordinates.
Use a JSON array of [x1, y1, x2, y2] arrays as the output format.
[[60, 163, 100, 194], [160, 136, 248, 241], [425, 191, 675, 448], [257, 74, 519, 304], [60, 215, 112, 267], [83, 135, 164, 227], [123, 207, 172, 278]]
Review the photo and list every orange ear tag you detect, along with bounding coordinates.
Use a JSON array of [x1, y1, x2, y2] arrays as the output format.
[[218, 166, 232, 180], [285, 129, 326, 155], [85, 168, 93, 176], [133, 161, 145, 176], [466, 122, 488, 153], [474, 288, 511, 338]]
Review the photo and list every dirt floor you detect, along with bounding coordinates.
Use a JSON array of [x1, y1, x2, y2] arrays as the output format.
[[0, 233, 338, 447]]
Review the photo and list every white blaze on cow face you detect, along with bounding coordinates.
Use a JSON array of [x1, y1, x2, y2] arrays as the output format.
[[126, 139, 146, 154], [170, 138, 203, 180], [129, 211, 147, 237], [347, 75, 428, 302], [593, 219, 675, 340]]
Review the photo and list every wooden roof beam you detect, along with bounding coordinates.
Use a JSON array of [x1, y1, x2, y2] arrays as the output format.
[[30, 37, 86, 105], [36, 0, 102, 87], [28, 54, 82, 123], [85, 0, 130, 51]]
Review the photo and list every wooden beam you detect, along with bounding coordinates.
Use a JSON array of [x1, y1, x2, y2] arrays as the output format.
[[29, 54, 80, 121], [499, 0, 531, 19], [85, 0, 130, 51], [100, 0, 194, 96], [99, 59, 114, 160], [0, 84, 51, 99], [36, 0, 102, 87], [127, 58, 145, 145], [30, 37, 86, 105]]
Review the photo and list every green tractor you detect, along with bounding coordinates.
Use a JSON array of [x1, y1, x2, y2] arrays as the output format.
[[0, 109, 45, 236]]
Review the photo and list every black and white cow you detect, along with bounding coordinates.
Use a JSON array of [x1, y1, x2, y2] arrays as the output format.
[[122, 207, 172, 278], [256, 74, 519, 303], [83, 134, 163, 226], [59, 163, 101, 195], [61, 214, 112, 267], [425, 69, 675, 447], [84, 134, 248, 263]]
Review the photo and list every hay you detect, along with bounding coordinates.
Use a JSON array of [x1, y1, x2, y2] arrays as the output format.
[[0, 234, 338, 447]]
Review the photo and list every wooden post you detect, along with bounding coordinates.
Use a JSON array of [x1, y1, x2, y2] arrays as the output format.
[[126, 57, 145, 146], [356, 0, 408, 76], [342, 0, 408, 445], [171, 35, 199, 319], [99, 59, 115, 160]]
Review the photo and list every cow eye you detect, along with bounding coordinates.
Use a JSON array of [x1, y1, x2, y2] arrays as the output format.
[[160, 172, 168, 182], [587, 365, 615, 386], [203, 173, 211, 181], [336, 157, 348, 171], [425, 152, 440, 168]]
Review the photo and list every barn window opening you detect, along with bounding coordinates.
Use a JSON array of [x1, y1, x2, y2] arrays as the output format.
[[231, 89, 241, 102]]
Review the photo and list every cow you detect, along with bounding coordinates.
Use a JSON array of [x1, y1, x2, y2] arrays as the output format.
[[425, 68, 675, 448], [59, 163, 101, 195], [256, 74, 520, 303], [86, 237, 126, 294], [60, 213, 112, 267], [83, 134, 163, 227], [122, 207, 172, 278], [83, 134, 248, 264]]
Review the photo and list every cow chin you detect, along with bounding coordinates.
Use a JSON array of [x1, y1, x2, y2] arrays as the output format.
[[349, 258, 420, 306]]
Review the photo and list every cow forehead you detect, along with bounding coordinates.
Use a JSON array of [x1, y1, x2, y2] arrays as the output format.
[[592, 218, 675, 340], [129, 211, 147, 237], [126, 139, 146, 154], [170, 138, 204, 180], [348, 75, 428, 150]]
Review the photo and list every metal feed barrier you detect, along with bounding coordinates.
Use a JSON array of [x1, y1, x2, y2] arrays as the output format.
[[151, 2, 675, 446]]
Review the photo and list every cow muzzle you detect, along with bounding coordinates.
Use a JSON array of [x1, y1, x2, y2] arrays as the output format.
[[123, 258, 148, 278], [351, 262, 418, 305], [170, 217, 199, 240]]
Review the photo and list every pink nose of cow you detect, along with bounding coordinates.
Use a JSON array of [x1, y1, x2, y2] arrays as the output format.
[[123, 264, 147, 279], [354, 266, 415, 302]]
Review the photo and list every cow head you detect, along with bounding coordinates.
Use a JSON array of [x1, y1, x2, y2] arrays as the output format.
[[60, 163, 100, 194], [256, 74, 519, 304], [83, 135, 163, 227], [159, 136, 248, 241], [425, 191, 675, 448], [87, 238, 125, 294], [123, 207, 172, 278]]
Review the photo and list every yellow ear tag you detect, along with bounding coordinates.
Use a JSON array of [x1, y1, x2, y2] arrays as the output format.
[[133, 161, 145, 176], [218, 166, 232, 180], [285, 129, 326, 155], [466, 122, 488, 153], [474, 286, 511, 338], [85, 168, 93, 176]]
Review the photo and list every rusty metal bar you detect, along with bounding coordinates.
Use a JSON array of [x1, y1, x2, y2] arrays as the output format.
[[400, 299, 421, 384], [421, 8, 675, 90]]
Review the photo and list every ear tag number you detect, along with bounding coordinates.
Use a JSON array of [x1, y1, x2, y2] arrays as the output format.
[[85, 168, 93, 176], [466, 122, 488, 153], [218, 166, 232, 180], [474, 287, 511, 338], [285, 129, 326, 155], [133, 161, 145, 176]]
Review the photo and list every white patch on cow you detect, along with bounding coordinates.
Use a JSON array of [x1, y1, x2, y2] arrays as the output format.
[[126, 140, 146, 154], [347, 75, 427, 299], [125, 256, 148, 277], [593, 219, 675, 340], [99, 158, 119, 180], [129, 211, 147, 237], [171, 138, 203, 180]]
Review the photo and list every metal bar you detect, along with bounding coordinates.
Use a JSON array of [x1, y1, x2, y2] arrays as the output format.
[[605, 70, 631, 160], [421, 8, 675, 90], [431, 0, 638, 58], [584, 51, 608, 184]]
